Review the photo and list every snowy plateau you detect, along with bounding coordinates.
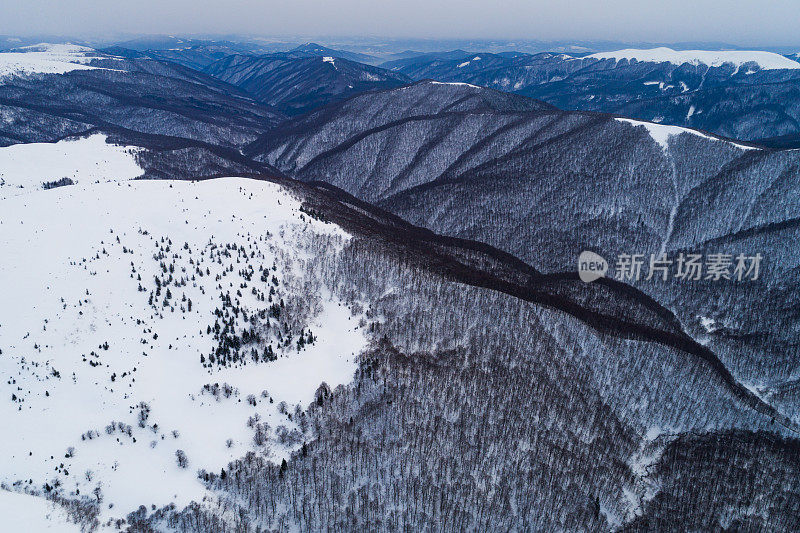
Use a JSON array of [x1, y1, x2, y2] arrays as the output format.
[[0, 168, 368, 527], [0, 44, 114, 80], [587, 47, 800, 70]]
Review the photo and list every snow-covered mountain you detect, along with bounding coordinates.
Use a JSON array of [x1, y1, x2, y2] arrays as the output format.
[[1, 39, 799, 532], [3, 167, 797, 531]]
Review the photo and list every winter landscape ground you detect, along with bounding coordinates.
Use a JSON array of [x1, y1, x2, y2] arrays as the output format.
[[0, 25, 799, 532]]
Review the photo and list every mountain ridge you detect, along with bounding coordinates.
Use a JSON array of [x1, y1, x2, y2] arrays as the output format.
[[383, 48, 800, 141]]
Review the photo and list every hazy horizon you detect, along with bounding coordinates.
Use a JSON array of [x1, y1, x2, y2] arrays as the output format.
[[3, 1, 800, 49]]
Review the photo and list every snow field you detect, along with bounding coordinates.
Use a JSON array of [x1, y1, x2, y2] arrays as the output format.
[[0, 178, 367, 524]]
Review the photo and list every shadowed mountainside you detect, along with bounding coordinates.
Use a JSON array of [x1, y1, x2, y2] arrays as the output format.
[[247, 81, 800, 429]]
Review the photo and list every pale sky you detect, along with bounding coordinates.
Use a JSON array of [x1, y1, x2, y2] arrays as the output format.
[[2, 0, 799, 46]]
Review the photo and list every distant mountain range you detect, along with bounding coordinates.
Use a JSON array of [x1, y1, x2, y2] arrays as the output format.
[[101, 44, 249, 71], [203, 52, 411, 115], [0, 44, 286, 148], [288, 42, 380, 64], [87, 41, 410, 116], [102, 41, 383, 71], [382, 47, 800, 142], [22, 40, 800, 143], [0, 44, 286, 178]]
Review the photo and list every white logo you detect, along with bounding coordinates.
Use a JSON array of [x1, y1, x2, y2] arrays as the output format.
[[578, 251, 608, 283]]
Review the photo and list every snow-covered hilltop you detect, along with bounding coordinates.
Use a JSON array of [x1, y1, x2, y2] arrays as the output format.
[[0, 134, 144, 200], [0, 176, 367, 526], [0, 43, 112, 80], [587, 47, 800, 70]]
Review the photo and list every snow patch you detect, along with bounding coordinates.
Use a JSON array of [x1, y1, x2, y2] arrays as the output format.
[[699, 316, 716, 332], [624, 426, 670, 523], [589, 47, 800, 70], [743, 382, 767, 401], [427, 80, 481, 89], [615, 118, 757, 152]]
